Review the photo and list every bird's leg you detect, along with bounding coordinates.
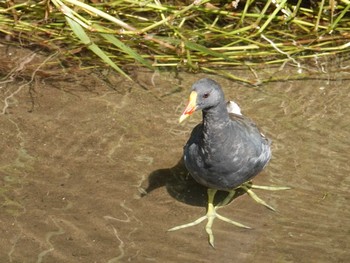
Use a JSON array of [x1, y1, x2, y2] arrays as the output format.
[[168, 188, 250, 247], [240, 182, 291, 211]]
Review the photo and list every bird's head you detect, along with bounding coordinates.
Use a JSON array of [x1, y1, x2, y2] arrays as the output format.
[[179, 78, 225, 123]]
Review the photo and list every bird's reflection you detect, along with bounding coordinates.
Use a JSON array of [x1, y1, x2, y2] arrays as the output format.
[[143, 157, 247, 207]]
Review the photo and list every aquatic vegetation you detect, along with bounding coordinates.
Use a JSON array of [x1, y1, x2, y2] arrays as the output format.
[[1, 0, 349, 82]]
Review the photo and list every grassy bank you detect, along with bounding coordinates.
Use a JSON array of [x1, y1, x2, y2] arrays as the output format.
[[1, 0, 349, 82]]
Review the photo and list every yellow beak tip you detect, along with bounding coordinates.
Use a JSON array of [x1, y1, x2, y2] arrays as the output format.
[[179, 114, 189, 123], [179, 91, 197, 124]]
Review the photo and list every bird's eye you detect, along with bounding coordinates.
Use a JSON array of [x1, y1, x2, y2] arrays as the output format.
[[203, 93, 210, 98]]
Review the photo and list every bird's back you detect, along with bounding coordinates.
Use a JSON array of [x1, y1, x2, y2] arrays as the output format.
[[184, 113, 271, 191]]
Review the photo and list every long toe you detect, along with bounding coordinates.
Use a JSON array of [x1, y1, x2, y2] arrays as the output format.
[[240, 182, 291, 211], [169, 189, 250, 247], [168, 216, 207, 231]]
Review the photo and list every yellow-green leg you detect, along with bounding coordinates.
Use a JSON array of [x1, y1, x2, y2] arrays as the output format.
[[168, 182, 291, 247], [239, 182, 291, 211], [168, 188, 251, 247]]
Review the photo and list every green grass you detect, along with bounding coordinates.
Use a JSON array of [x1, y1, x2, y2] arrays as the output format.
[[0, 0, 349, 82]]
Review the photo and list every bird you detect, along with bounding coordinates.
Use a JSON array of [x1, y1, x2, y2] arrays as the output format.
[[169, 78, 289, 247]]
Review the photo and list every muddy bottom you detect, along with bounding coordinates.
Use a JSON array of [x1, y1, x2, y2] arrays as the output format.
[[0, 45, 349, 263]]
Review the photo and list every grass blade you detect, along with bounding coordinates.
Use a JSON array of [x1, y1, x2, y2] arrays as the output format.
[[66, 16, 131, 80]]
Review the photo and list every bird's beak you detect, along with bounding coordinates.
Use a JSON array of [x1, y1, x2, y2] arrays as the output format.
[[179, 91, 197, 123]]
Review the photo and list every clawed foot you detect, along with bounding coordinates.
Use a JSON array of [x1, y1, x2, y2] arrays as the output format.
[[168, 188, 250, 247], [168, 182, 291, 247], [240, 182, 291, 211]]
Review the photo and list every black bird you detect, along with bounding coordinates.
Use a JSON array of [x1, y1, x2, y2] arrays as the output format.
[[169, 78, 289, 247]]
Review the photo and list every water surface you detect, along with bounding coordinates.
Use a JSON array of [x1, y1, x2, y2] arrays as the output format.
[[0, 47, 349, 262]]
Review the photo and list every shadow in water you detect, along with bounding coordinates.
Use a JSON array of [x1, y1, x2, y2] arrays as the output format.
[[143, 157, 247, 207]]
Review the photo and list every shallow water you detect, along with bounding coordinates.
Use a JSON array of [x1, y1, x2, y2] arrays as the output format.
[[1, 47, 350, 262]]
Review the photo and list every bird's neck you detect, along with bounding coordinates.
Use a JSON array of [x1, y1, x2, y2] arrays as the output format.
[[202, 102, 230, 132]]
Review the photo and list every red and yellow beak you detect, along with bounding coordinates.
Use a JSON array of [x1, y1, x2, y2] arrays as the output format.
[[179, 91, 197, 123]]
